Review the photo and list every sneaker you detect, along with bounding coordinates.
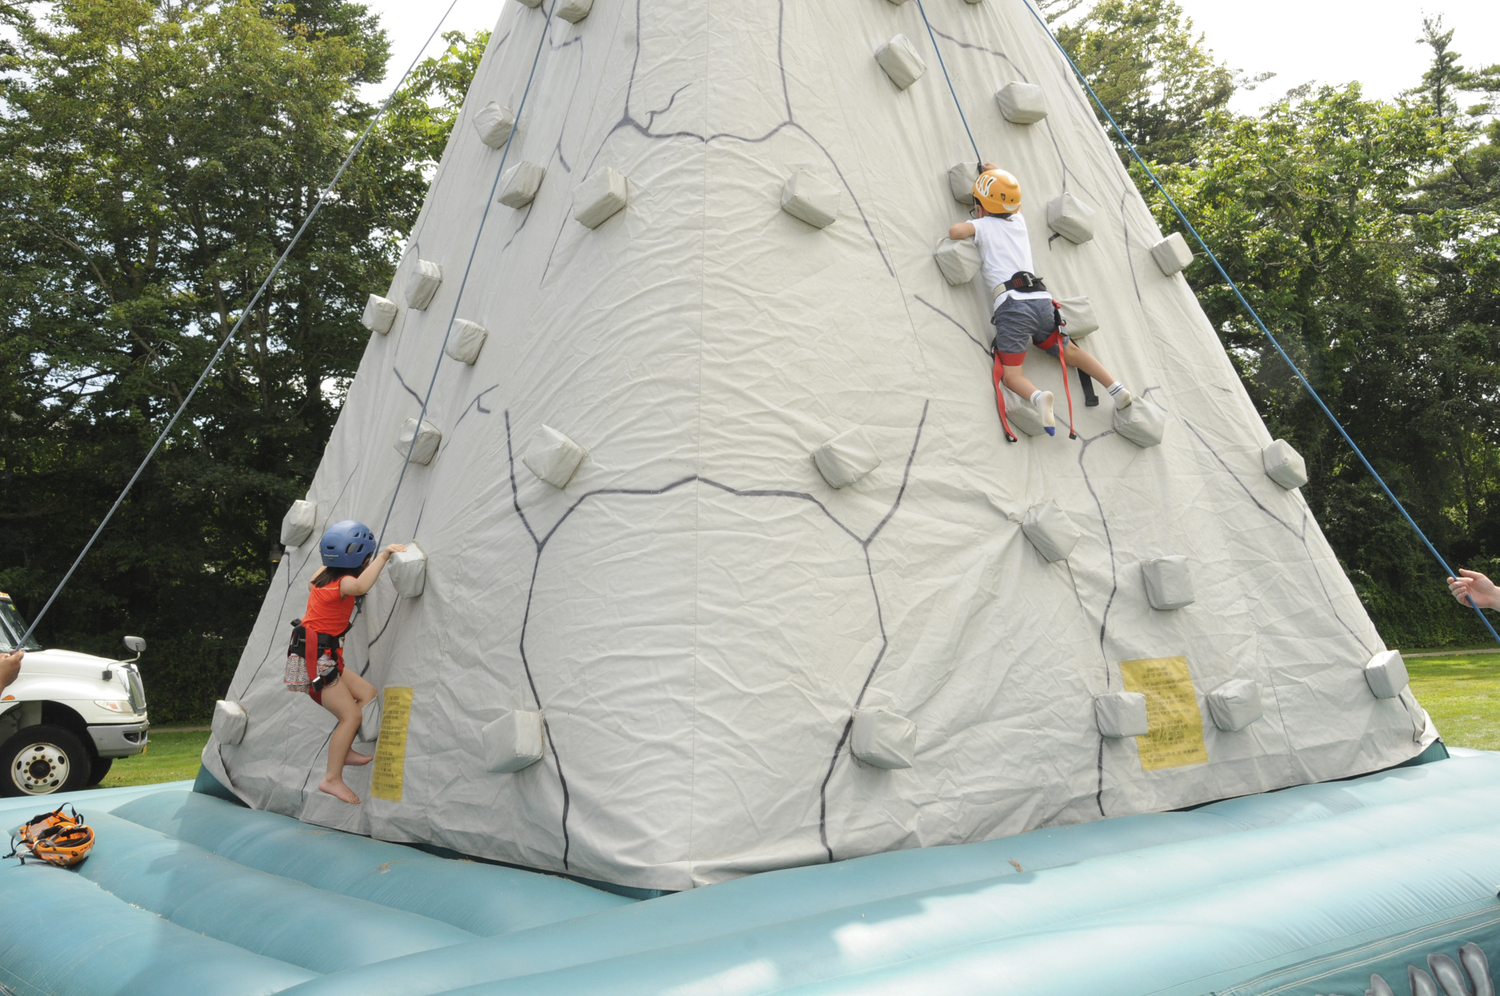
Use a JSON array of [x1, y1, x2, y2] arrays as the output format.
[[1113, 388, 1134, 410], [1035, 391, 1056, 436]]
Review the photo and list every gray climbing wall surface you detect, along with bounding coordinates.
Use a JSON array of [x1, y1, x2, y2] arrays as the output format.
[[203, 0, 1436, 891]]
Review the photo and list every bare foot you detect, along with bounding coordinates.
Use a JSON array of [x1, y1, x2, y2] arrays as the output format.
[[344, 751, 373, 767], [318, 778, 360, 804]]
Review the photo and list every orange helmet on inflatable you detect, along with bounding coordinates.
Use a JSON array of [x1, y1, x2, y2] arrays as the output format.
[[973, 168, 1022, 214], [5, 805, 95, 867]]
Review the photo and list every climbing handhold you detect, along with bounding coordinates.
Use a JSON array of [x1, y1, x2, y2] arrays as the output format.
[[1206, 679, 1263, 732], [513, 0, 541, 7], [1365, 650, 1409, 700], [472, 101, 516, 149], [279, 499, 317, 547], [362, 294, 398, 335], [395, 418, 442, 466], [387, 542, 427, 598], [523, 424, 587, 489], [1046, 193, 1096, 245], [875, 35, 926, 90], [851, 707, 917, 770], [405, 258, 443, 310], [1114, 398, 1167, 448], [1094, 692, 1149, 738], [995, 82, 1048, 124], [997, 382, 1048, 437], [1141, 555, 1194, 610], [1055, 295, 1100, 339], [555, 0, 592, 23], [813, 426, 881, 489], [1151, 232, 1194, 276], [948, 162, 977, 205], [359, 696, 381, 743], [1021, 499, 1081, 563], [1262, 439, 1308, 490], [483, 709, 546, 773], [781, 170, 840, 229], [573, 168, 628, 228], [498, 161, 546, 208], [212, 700, 248, 746], [444, 319, 488, 366], [933, 238, 981, 285]]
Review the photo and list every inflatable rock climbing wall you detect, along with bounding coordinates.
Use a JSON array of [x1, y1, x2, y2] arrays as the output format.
[[203, 0, 1437, 890]]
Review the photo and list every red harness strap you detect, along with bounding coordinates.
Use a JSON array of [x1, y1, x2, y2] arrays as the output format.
[[1043, 303, 1078, 439], [991, 353, 1018, 443]]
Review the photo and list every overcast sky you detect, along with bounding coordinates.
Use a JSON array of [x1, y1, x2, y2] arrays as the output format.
[[365, 0, 1500, 113]]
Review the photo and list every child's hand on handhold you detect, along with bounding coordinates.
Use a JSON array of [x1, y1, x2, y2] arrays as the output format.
[[385, 543, 407, 556]]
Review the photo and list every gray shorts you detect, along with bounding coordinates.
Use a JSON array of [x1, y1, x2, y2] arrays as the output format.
[[991, 297, 1068, 358]]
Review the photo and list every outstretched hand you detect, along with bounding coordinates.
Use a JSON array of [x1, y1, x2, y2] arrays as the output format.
[[384, 543, 407, 556], [1448, 569, 1500, 610]]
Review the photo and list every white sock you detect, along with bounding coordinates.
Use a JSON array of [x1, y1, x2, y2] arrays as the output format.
[[1107, 381, 1133, 409], [1030, 389, 1044, 406]]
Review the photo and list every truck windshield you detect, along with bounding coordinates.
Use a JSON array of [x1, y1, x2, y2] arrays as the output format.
[[0, 596, 43, 652]]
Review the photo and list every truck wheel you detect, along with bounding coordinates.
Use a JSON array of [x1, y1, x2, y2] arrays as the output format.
[[85, 757, 113, 785], [0, 725, 93, 796]]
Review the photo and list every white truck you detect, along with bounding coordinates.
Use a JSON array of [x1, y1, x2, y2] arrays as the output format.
[[0, 592, 149, 796]]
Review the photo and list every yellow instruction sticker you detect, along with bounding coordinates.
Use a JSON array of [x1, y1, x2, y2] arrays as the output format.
[[1118, 656, 1208, 771], [370, 687, 413, 801]]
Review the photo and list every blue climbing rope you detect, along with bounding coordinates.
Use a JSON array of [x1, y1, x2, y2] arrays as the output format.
[[923, 0, 1500, 645], [17, 0, 465, 648], [375, 0, 556, 550], [914, 0, 982, 163]]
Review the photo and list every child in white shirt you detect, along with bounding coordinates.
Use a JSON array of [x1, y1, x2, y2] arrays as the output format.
[[947, 165, 1132, 436]]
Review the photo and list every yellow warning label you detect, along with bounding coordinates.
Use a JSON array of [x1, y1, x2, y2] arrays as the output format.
[[370, 687, 413, 801], [1118, 656, 1207, 771]]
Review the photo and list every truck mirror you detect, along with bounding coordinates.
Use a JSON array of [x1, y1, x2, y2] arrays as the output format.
[[124, 636, 146, 654]]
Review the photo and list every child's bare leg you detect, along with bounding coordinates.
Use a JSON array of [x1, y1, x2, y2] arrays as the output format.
[[1000, 363, 1038, 400], [338, 670, 377, 766], [1062, 342, 1132, 408], [318, 679, 364, 803]]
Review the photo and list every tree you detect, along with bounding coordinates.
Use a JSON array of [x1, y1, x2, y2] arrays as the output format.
[[0, 0, 481, 719]]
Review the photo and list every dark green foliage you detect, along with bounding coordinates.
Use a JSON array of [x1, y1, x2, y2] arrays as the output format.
[[0, 0, 483, 721]]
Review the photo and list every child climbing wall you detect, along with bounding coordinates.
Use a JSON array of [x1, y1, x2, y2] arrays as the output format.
[[947, 165, 1132, 436]]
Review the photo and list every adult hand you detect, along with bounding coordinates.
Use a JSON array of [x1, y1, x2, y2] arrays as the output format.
[[1447, 569, 1500, 609], [0, 649, 21, 694]]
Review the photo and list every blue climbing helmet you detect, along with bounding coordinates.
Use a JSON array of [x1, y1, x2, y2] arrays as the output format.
[[319, 520, 376, 568]]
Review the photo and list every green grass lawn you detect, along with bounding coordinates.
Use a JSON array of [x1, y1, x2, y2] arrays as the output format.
[[99, 728, 211, 788], [1406, 654, 1500, 750]]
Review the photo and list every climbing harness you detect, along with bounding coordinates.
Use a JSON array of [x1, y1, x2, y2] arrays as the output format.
[[1002, 271, 1047, 294], [5, 805, 95, 867], [13, 1, 463, 648]]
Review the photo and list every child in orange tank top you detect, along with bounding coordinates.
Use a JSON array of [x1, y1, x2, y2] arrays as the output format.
[[301, 519, 405, 805]]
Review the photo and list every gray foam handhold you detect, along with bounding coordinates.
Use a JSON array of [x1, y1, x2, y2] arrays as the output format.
[[361, 294, 398, 335], [948, 162, 977, 205], [444, 319, 488, 365], [472, 101, 516, 149], [1365, 649, 1409, 700], [279, 499, 317, 547], [358, 695, 381, 743], [1046, 193, 1096, 244], [933, 238, 981, 285], [483, 709, 546, 773], [813, 426, 881, 489], [781, 170, 840, 229], [1094, 692, 1148, 738], [1056, 295, 1100, 339], [851, 707, 916, 769], [405, 258, 443, 310], [513, 0, 541, 7], [875, 34, 926, 90], [1151, 232, 1194, 276], [387, 542, 427, 598], [1142, 555, 1194, 610], [498, 161, 546, 208], [995, 81, 1048, 124], [555, 0, 592, 22], [395, 417, 442, 465], [998, 383, 1047, 437], [1114, 398, 1167, 448], [574, 168, 628, 228], [1021, 499, 1081, 562], [1206, 679, 1263, 732], [1263, 438, 1308, 489], [524, 424, 587, 489], [212, 700, 247, 746]]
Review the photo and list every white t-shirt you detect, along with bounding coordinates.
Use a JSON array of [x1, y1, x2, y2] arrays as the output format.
[[971, 213, 1052, 307]]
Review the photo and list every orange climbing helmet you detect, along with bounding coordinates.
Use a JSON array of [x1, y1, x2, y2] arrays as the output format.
[[5, 804, 95, 867], [974, 168, 1022, 215]]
